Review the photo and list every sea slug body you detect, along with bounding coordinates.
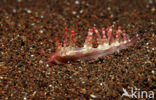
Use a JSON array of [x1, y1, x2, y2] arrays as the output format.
[[47, 26, 140, 64]]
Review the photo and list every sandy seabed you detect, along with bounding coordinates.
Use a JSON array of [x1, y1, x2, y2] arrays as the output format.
[[0, 0, 155, 99]]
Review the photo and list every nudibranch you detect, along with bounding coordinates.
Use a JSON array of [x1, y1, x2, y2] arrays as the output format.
[[47, 26, 139, 64]]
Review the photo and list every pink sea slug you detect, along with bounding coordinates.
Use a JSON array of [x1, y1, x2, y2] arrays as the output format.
[[47, 26, 139, 64]]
